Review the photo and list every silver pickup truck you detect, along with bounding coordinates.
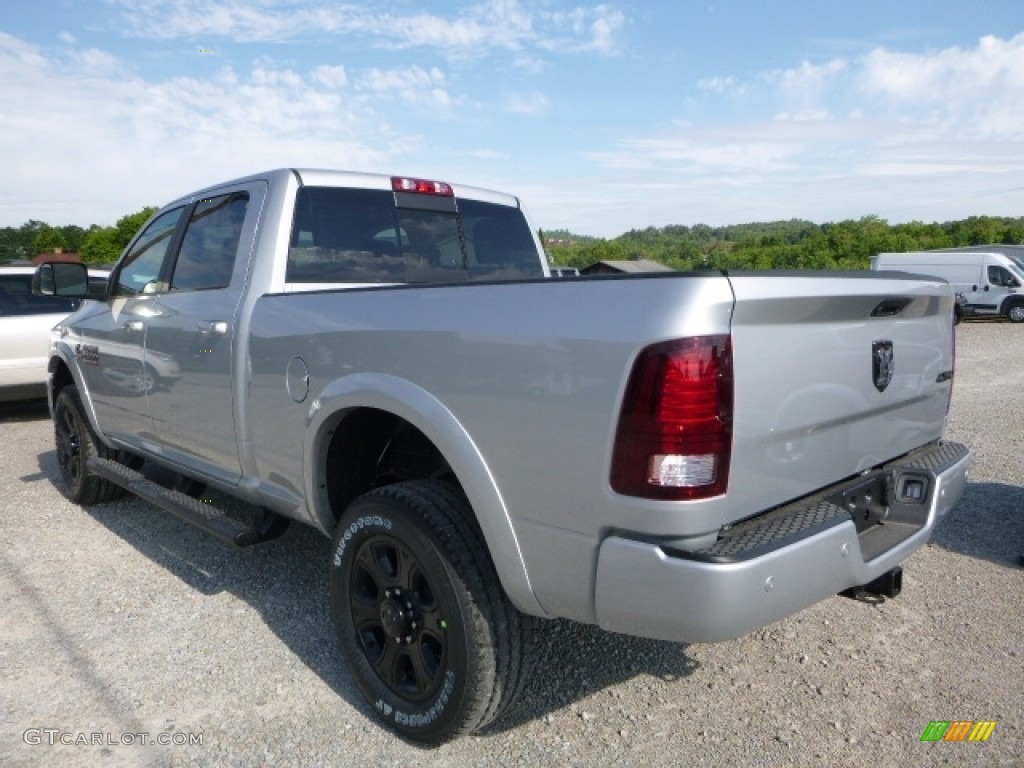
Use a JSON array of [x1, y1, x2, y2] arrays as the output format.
[[35, 168, 970, 743]]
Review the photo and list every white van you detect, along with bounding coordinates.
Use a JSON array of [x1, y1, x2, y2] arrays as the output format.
[[871, 248, 1024, 323]]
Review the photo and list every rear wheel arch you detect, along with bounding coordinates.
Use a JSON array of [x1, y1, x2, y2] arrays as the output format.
[[322, 408, 456, 525], [307, 376, 545, 618]]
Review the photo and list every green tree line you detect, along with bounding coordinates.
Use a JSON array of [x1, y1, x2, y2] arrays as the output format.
[[0, 207, 157, 265], [544, 215, 1024, 271], [5, 210, 1022, 270]]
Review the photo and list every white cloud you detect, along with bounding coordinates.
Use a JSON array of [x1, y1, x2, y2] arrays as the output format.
[[0, 33, 413, 226], [107, 0, 625, 58], [590, 128, 799, 173], [69, 47, 121, 75], [311, 64, 348, 89], [355, 66, 454, 108], [596, 33, 1024, 181], [540, 4, 625, 53], [502, 90, 550, 115], [859, 31, 1024, 140], [862, 32, 1024, 100], [0, 31, 47, 67], [763, 58, 848, 92], [573, 32, 1024, 234], [698, 75, 742, 95]]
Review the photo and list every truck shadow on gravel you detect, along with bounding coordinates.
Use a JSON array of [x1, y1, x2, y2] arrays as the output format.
[[35, 448, 701, 738], [483, 621, 698, 736], [931, 481, 1024, 569]]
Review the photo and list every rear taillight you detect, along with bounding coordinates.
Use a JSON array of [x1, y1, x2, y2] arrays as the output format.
[[611, 335, 733, 500]]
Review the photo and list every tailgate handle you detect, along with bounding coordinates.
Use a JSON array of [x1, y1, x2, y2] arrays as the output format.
[[870, 297, 912, 317]]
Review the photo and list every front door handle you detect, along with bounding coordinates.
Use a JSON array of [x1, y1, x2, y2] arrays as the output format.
[[197, 321, 229, 335], [122, 320, 144, 332]]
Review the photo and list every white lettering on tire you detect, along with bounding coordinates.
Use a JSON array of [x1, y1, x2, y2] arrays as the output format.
[[391, 670, 456, 727], [333, 515, 391, 566]]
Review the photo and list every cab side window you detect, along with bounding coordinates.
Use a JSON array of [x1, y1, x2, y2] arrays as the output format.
[[114, 207, 185, 296], [170, 192, 249, 292]]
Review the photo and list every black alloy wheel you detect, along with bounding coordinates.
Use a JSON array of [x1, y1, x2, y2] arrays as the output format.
[[54, 397, 84, 488], [349, 533, 448, 702]]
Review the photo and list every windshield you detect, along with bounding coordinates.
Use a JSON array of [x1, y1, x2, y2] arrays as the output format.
[[287, 187, 542, 284], [1008, 256, 1024, 281]]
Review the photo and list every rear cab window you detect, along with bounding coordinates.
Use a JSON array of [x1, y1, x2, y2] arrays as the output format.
[[286, 186, 542, 286]]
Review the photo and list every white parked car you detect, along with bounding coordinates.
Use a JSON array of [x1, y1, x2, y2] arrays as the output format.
[[0, 265, 107, 401]]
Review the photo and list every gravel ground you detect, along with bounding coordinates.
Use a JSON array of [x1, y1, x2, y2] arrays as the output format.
[[1, 320, 1021, 767]]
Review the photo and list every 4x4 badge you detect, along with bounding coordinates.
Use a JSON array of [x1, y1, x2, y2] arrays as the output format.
[[872, 340, 894, 392]]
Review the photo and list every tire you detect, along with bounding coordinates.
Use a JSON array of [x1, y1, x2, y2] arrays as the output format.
[[328, 480, 533, 744], [1006, 303, 1024, 323], [53, 385, 120, 505]]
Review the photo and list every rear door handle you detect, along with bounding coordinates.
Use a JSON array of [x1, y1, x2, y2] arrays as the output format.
[[122, 320, 144, 332], [197, 321, 229, 335]]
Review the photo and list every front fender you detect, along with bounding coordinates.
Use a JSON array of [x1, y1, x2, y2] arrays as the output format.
[[47, 342, 115, 451], [304, 372, 546, 618]]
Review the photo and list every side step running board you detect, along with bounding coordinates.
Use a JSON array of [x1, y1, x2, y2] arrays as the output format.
[[88, 457, 261, 547]]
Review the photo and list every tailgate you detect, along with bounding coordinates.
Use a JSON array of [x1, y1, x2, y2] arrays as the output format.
[[723, 272, 955, 523]]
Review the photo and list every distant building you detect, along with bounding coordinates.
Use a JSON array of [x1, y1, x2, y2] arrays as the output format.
[[580, 259, 674, 276]]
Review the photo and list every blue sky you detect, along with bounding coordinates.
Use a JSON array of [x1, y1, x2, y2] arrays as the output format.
[[1, 0, 1022, 237]]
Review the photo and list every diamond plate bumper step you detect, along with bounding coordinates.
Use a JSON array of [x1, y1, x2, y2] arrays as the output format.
[[688, 440, 970, 564]]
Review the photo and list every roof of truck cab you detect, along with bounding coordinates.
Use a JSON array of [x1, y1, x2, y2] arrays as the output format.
[[178, 168, 521, 209]]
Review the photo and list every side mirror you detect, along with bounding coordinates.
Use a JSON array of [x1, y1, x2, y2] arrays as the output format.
[[33, 262, 105, 299], [1009, 278, 1021, 289]]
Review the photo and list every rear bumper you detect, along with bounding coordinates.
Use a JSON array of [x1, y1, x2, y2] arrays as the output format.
[[594, 441, 970, 643]]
